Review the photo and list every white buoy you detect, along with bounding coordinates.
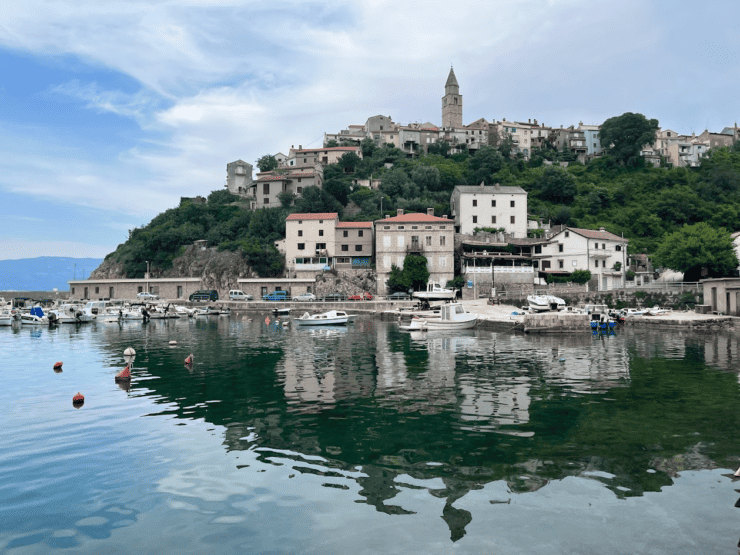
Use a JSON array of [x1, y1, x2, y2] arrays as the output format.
[[123, 347, 136, 357], [169, 340, 177, 346]]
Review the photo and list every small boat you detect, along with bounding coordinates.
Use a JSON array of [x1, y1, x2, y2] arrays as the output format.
[[412, 283, 456, 301], [527, 295, 566, 312], [294, 310, 350, 326], [272, 307, 291, 315], [21, 306, 50, 325], [399, 302, 477, 331]]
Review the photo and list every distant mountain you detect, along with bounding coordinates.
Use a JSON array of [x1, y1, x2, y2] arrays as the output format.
[[0, 257, 104, 291]]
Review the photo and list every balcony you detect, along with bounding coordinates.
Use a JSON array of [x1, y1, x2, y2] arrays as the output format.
[[406, 242, 424, 254]]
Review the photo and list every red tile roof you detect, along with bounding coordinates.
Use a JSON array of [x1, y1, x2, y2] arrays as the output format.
[[336, 221, 373, 228], [286, 213, 339, 221], [374, 213, 452, 223]]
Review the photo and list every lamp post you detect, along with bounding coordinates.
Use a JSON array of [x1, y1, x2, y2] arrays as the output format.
[[146, 261, 150, 294]]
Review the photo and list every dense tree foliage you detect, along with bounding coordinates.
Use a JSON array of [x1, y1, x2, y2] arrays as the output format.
[[653, 223, 738, 281], [386, 255, 430, 293], [256, 154, 278, 172], [599, 112, 659, 166]]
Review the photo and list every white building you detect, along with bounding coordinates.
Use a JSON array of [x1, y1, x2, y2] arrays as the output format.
[[535, 227, 628, 291], [450, 184, 528, 237]]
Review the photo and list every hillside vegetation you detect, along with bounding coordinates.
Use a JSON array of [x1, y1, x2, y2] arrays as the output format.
[[104, 132, 740, 279]]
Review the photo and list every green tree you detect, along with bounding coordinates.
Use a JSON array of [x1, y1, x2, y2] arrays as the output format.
[[467, 146, 505, 184], [427, 140, 451, 157], [599, 112, 659, 166], [539, 166, 576, 203], [256, 154, 278, 172], [361, 137, 376, 158], [653, 222, 738, 281], [339, 151, 361, 173], [379, 168, 414, 198], [277, 190, 294, 208], [403, 254, 431, 291], [325, 139, 339, 147], [386, 264, 411, 293], [410, 165, 441, 192], [292, 186, 343, 215]]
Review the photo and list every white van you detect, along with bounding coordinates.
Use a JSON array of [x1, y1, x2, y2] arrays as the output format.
[[229, 290, 252, 301]]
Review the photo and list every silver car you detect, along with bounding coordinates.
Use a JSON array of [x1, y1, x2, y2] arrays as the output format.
[[294, 293, 317, 302]]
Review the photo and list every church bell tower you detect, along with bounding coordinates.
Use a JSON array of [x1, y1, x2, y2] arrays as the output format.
[[442, 67, 462, 129]]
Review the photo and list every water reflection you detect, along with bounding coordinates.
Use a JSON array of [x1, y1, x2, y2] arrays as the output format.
[[4, 318, 740, 549]]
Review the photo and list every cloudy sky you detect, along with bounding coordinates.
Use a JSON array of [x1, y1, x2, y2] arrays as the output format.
[[0, 0, 738, 260]]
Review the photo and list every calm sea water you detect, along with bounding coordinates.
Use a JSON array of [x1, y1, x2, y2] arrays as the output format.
[[2, 315, 740, 554]]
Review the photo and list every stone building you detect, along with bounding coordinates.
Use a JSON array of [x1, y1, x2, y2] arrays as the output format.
[[335, 221, 373, 271], [225, 159, 253, 194], [450, 184, 528, 237], [68, 278, 202, 301], [442, 67, 462, 129], [286, 146, 362, 167], [247, 164, 324, 209], [374, 209, 454, 296]]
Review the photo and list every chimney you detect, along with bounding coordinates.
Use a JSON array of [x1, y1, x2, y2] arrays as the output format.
[[528, 118, 531, 123], [599, 227, 606, 232], [299, 145, 302, 149], [427, 208, 434, 215], [479, 181, 485, 188], [385, 214, 390, 219], [442, 215, 447, 219], [397, 208, 404, 216]]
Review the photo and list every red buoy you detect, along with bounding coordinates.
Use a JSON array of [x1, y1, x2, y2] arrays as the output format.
[[53, 361, 63, 372], [115, 365, 131, 382], [184, 354, 194, 366], [72, 392, 85, 407]]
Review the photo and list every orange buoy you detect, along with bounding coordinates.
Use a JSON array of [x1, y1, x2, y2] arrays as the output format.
[[264, 316, 270, 325], [53, 361, 63, 372], [184, 354, 194, 366], [72, 392, 85, 407], [115, 365, 131, 382]]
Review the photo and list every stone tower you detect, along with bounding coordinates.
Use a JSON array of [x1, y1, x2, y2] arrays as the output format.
[[442, 67, 462, 129]]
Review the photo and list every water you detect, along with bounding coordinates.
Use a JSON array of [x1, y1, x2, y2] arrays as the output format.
[[2, 316, 740, 553]]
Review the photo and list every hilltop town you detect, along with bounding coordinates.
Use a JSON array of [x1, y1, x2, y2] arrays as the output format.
[[78, 69, 740, 307]]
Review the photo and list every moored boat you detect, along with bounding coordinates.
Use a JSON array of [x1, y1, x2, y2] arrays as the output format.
[[412, 283, 456, 301], [399, 302, 477, 331], [294, 310, 350, 326], [527, 295, 566, 312]]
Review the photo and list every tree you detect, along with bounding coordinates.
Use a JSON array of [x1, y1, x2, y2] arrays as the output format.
[[410, 165, 441, 192], [427, 140, 451, 157], [386, 264, 411, 293], [292, 186, 343, 215], [325, 139, 339, 147], [277, 190, 294, 208], [256, 154, 278, 172], [379, 168, 414, 198], [339, 151, 361, 173], [653, 222, 738, 281], [539, 166, 576, 204], [403, 255, 431, 291], [361, 137, 376, 158], [599, 112, 659, 166]]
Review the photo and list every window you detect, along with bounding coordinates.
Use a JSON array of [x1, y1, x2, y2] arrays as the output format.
[[535, 245, 542, 254], [565, 231, 569, 237], [491, 200, 496, 207], [397, 226, 404, 230], [412, 226, 418, 229], [384, 225, 390, 230], [472, 199, 478, 207], [358, 230, 363, 237], [542, 261, 551, 269], [616, 245, 621, 251], [425, 226, 431, 230], [297, 187, 303, 194], [559, 260, 564, 269], [602, 243, 606, 249], [440, 226, 446, 229], [342, 245, 348, 251], [355, 245, 362, 252], [397, 236, 404, 247], [510, 200, 515, 207], [95, 287, 99, 294], [491, 216, 497, 224], [71, 287, 75, 295], [319, 229, 324, 236], [176, 286, 182, 298], [473, 216, 478, 223], [298, 243, 305, 250], [263, 198, 269, 204], [297, 178, 301, 183], [533, 260, 539, 269], [440, 236, 446, 246], [138, 286, 143, 293], [426, 236, 432, 246], [298, 230, 303, 237], [440, 257, 446, 267], [316, 243, 326, 249], [510, 216, 515, 224], [263, 183, 269, 194], [110, 287, 115, 298], [594, 260, 598, 267], [558, 244, 563, 252], [319, 220, 323, 224], [383, 236, 391, 247], [343, 230, 348, 237]]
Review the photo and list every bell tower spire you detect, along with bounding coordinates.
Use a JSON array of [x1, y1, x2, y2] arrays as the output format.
[[442, 67, 462, 129]]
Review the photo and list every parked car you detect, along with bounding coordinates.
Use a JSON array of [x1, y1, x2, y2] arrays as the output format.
[[322, 292, 346, 302], [348, 293, 373, 301], [262, 290, 291, 301], [294, 292, 317, 302], [137, 292, 160, 301], [228, 290, 253, 301], [387, 291, 410, 300], [189, 289, 219, 302]]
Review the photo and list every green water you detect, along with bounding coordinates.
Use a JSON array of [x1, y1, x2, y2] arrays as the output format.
[[1, 317, 740, 553]]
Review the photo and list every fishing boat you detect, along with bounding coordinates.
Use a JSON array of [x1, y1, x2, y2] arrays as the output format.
[[294, 310, 351, 326], [527, 295, 566, 312], [399, 302, 478, 331], [412, 283, 456, 301]]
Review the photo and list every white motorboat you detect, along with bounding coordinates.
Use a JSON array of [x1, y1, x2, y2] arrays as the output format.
[[172, 305, 195, 318], [400, 303, 478, 331], [48, 302, 92, 324], [294, 310, 351, 326], [527, 295, 566, 312], [0, 310, 16, 326], [21, 306, 50, 325], [412, 283, 456, 301]]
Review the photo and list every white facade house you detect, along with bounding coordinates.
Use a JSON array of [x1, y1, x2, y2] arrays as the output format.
[[450, 184, 528, 237], [535, 227, 628, 291], [285, 213, 339, 274]]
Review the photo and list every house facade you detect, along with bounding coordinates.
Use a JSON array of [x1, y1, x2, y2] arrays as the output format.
[[450, 184, 528, 237], [374, 209, 454, 295], [285, 213, 339, 276], [535, 227, 628, 291], [335, 221, 374, 271], [286, 146, 362, 167], [248, 164, 324, 209], [225, 159, 253, 195]]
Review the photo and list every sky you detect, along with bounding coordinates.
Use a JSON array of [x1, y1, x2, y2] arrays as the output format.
[[0, 0, 739, 261]]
